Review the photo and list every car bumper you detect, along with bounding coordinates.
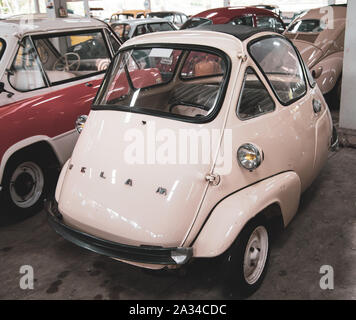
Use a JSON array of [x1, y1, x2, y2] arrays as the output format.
[[46, 200, 193, 266]]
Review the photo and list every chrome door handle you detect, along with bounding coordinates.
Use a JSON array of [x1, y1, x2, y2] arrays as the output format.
[[313, 99, 322, 114], [85, 82, 93, 87]]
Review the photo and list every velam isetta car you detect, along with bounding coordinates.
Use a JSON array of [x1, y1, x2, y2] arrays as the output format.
[[284, 5, 346, 107], [47, 25, 337, 296], [0, 15, 121, 220]]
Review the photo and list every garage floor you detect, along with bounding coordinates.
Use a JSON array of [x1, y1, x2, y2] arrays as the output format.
[[1, 147, 356, 300]]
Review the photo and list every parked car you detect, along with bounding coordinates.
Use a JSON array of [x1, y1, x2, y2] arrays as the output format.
[[147, 11, 188, 28], [109, 10, 150, 23], [112, 18, 176, 42], [284, 5, 346, 107], [180, 6, 285, 34], [0, 15, 121, 220], [47, 24, 337, 297]]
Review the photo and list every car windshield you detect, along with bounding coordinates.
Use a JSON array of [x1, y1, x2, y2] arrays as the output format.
[[180, 17, 212, 30], [0, 38, 5, 61], [94, 46, 228, 121], [287, 19, 325, 33]]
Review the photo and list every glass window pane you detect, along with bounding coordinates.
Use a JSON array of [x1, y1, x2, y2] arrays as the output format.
[[181, 52, 225, 79], [9, 37, 46, 91], [181, 18, 212, 30], [105, 29, 120, 54], [33, 30, 111, 84], [147, 23, 175, 33], [134, 25, 148, 36], [237, 67, 275, 120], [96, 47, 228, 121], [249, 37, 306, 104], [288, 19, 324, 33], [113, 24, 131, 41], [231, 16, 253, 27], [256, 16, 274, 28]]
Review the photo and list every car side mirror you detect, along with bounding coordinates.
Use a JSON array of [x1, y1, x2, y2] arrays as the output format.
[[0, 81, 14, 98]]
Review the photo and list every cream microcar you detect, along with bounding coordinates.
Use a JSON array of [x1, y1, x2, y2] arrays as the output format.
[[47, 25, 337, 297]]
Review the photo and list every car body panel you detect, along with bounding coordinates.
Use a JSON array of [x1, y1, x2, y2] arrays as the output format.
[[193, 171, 301, 257]]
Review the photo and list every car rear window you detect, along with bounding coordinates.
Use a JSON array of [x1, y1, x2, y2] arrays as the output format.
[[230, 16, 254, 27], [256, 16, 284, 30], [94, 46, 229, 122], [147, 22, 175, 32]]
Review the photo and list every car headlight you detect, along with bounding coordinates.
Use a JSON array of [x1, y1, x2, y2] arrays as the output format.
[[237, 143, 262, 171], [75, 115, 88, 134]]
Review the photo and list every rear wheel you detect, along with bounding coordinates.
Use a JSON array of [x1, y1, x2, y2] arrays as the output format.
[[223, 217, 270, 298], [0, 156, 52, 224]]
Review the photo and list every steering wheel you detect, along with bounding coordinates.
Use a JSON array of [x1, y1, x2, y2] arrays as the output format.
[[53, 52, 81, 72]]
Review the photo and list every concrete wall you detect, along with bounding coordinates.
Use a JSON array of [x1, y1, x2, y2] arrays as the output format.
[[340, 1, 356, 131]]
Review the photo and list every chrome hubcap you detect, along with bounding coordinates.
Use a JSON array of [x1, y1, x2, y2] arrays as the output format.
[[243, 226, 268, 285], [9, 162, 44, 209]]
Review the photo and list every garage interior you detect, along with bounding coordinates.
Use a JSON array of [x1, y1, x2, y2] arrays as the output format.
[[1, 0, 356, 300]]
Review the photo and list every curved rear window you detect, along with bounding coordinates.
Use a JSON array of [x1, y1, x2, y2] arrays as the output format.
[[287, 19, 325, 33], [0, 38, 5, 61], [94, 46, 229, 122]]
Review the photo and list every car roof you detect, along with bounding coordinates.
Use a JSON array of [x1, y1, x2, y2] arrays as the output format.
[[193, 6, 280, 22], [122, 25, 276, 56], [0, 14, 107, 37], [196, 24, 278, 41], [111, 18, 173, 26]]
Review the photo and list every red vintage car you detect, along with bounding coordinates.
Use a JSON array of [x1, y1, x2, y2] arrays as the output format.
[[0, 15, 121, 221], [180, 6, 285, 33]]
